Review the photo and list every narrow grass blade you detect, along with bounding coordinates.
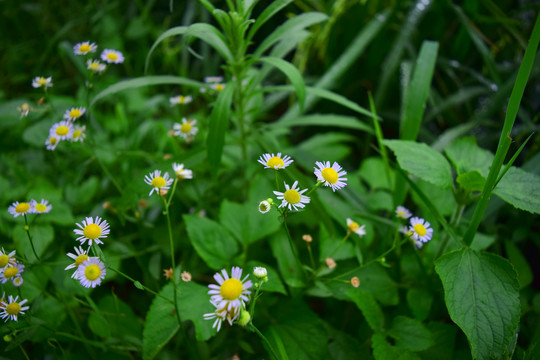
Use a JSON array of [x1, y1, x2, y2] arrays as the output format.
[[207, 83, 235, 178], [145, 26, 188, 74], [247, 0, 293, 42], [259, 57, 306, 110]]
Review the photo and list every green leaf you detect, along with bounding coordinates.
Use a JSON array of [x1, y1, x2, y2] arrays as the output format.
[[470, 233, 495, 252], [504, 240, 533, 289], [142, 284, 179, 360], [384, 140, 453, 189], [269, 233, 305, 288], [435, 247, 520, 360], [246, 261, 286, 294], [346, 288, 384, 331], [406, 288, 433, 321], [184, 214, 239, 270], [259, 57, 306, 110], [372, 333, 420, 360], [388, 316, 433, 351], [359, 157, 395, 190], [253, 12, 328, 57], [145, 26, 188, 73], [183, 23, 234, 62], [494, 166, 540, 214], [270, 114, 372, 133], [247, 0, 293, 41], [445, 137, 494, 177], [400, 40, 439, 140], [13, 224, 54, 262], [176, 280, 216, 341], [89, 295, 141, 343], [457, 171, 486, 192], [419, 322, 458, 360], [65, 176, 99, 206], [207, 82, 234, 177]]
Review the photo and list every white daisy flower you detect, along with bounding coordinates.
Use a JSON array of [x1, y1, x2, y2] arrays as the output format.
[[0, 248, 16, 269], [273, 181, 310, 211], [71, 124, 86, 142], [399, 226, 413, 237], [32, 76, 53, 89], [210, 83, 225, 92], [395, 206, 412, 219], [173, 118, 198, 140], [73, 216, 110, 246], [258, 200, 271, 214], [18, 103, 30, 118], [63, 107, 86, 122], [12, 276, 24, 287], [172, 163, 192, 179], [1, 263, 25, 284], [203, 301, 234, 332], [7, 201, 31, 218], [170, 95, 193, 106], [87, 59, 106, 74], [74, 41, 97, 55], [314, 161, 348, 191], [207, 267, 252, 318], [64, 246, 89, 278], [346, 218, 366, 237], [45, 134, 59, 151], [409, 217, 433, 244], [257, 152, 293, 170], [204, 76, 224, 83], [49, 121, 74, 141], [100, 49, 124, 64], [144, 170, 173, 197], [0, 295, 29, 322], [253, 267, 267, 279], [30, 199, 52, 214], [75, 257, 106, 288]]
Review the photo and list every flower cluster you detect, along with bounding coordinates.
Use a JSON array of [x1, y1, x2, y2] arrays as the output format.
[[8, 199, 52, 218], [73, 41, 124, 72], [0, 249, 29, 322], [395, 206, 434, 247], [144, 163, 193, 197]]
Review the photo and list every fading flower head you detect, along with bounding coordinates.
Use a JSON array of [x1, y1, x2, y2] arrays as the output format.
[[325, 258, 336, 269], [350, 276, 360, 288], [71, 124, 86, 142], [346, 218, 366, 237], [144, 170, 173, 196], [74, 41, 97, 55], [314, 161, 348, 191], [87, 59, 106, 74], [395, 206, 412, 219], [18, 103, 30, 118], [75, 257, 106, 288], [32, 76, 53, 89], [257, 152, 293, 170], [273, 181, 310, 211], [64, 246, 89, 278], [1, 263, 24, 284], [74, 216, 110, 246], [172, 163, 192, 179], [45, 134, 59, 151], [181, 271, 192, 282], [170, 95, 193, 106]]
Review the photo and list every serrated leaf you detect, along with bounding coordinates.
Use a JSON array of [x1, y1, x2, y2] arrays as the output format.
[[207, 82, 234, 177], [384, 140, 453, 189], [445, 137, 494, 177], [184, 214, 239, 270], [176, 281, 216, 341], [388, 316, 433, 351], [347, 288, 384, 331], [494, 166, 540, 214], [457, 171, 486, 192], [435, 247, 520, 360]]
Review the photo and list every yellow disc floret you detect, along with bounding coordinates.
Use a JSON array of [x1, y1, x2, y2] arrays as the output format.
[[4, 267, 18, 279], [0, 255, 9, 268], [35, 204, 47, 212], [6, 302, 21, 316], [56, 126, 69, 136], [321, 168, 339, 184], [348, 221, 360, 232], [73, 129, 82, 138], [15, 203, 30, 213], [414, 224, 427, 237], [107, 53, 118, 61], [37, 77, 47, 86], [267, 156, 284, 168], [180, 122, 192, 133], [83, 224, 102, 239], [79, 44, 91, 53], [284, 189, 300, 204], [220, 278, 243, 300], [151, 176, 166, 188], [85, 264, 101, 281], [70, 109, 81, 118], [75, 254, 89, 266]]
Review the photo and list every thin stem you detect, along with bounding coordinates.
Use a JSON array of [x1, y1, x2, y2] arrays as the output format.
[[306, 243, 316, 270], [23, 215, 40, 261], [305, 180, 323, 197], [249, 323, 281, 360], [107, 266, 174, 305], [162, 194, 182, 325], [281, 216, 305, 279]]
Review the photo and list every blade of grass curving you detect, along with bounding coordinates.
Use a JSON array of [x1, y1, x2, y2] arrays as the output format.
[[145, 26, 188, 74], [463, 13, 540, 246], [197, 0, 216, 14], [494, 132, 534, 190], [269, 114, 372, 133], [374, 0, 432, 107], [368, 92, 392, 189], [452, 4, 501, 84], [247, 0, 293, 42], [184, 23, 234, 63], [259, 57, 306, 110], [91, 76, 204, 107], [207, 83, 235, 178], [253, 12, 328, 58]]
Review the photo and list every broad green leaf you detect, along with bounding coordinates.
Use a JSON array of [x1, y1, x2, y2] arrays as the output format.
[[88, 295, 142, 343], [359, 157, 395, 190], [494, 166, 540, 214], [247, 0, 293, 41], [13, 224, 54, 262], [23, 120, 51, 147], [184, 214, 239, 270], [318, 224, 355, 261], [411, 179, 457, 217], [419, 322, 457, 360], [388, 316, 433, 351], [145, 26, 188, 73], [31, 297, 66, 342], [184, 23, 233, 62], [457, 171, 486, 192], [470, 233, 495, 252], [176, 280, 216, 341], [445, 137, 494, 177], [91, 76, 204, 106], [246, 261, 286, 294], [65, 176, 99, 206], [142, 284, 179, 360], [259, 57, 306, 110], [207, 82, 234, 177], [384, 140, 453, 189], [270, 114, 372, 133], [504, 241, 533, 289], [347, 288, 384, 331], [253, 12, 328, 57], [327, 327, 371, 359], [406, 288, 433, 321], [435, 247, 520, 360], [219, 199, 280, 245], [269, 233, 305, 288], [372, 333, 420, 360], [400, 40, 439, 140]]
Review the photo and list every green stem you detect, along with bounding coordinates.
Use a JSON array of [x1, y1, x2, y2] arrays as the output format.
[[23, 215, 40, 261], [305, 180, 323, 197], [250, 323, 281, 360], [281, 216, 305, 279], [107, 266, 174, 305], [162, 194, 182, 325]]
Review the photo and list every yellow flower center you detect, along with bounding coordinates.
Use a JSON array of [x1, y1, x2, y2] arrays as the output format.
[[215, 84, 224, 91], [85, 264, 101, 281], [348, 221, 360, 231], [179, 96, 186, 103], [151, 176, 166, 188], [35, 203, 47, 212], [89, 62, 99, 70], [267, 156, 284, 168], [259, 202, 269, 212], [397, 211, 405, 217], [37, 77, 47, 86], [284, 189, 300, 204], [83, 224, 102, 239], [73, 129, 82, 138], [220, 278, 243, 300], [79, 44, 91, 53], [321, 168, 338, 184], [56, 126, 69, 136], [15, 203, 30, 213], [21, 104, 30, 111], [0, 255, 9, 268], [75, 254, 89, 266], [4, 267, 18, 278], [107, 53, 118, 61], [6, 302, 21, 316], [50, 137, 57, 145], [70, 109, 81, 118], [414, 224, 427, 237], [180, 123, 192, 133]]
